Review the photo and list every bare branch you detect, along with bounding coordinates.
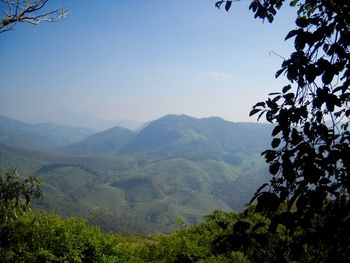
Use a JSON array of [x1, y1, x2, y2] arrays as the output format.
[[0, 0, 67, 33]]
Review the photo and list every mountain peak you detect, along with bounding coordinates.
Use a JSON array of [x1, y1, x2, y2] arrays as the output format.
[[121, 114, 271, 159]]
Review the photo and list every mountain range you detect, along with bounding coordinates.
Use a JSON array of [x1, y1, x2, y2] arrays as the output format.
[[0, 114, 272, 232], [26, 109, 143, 131], [0, 115, 94, 150]]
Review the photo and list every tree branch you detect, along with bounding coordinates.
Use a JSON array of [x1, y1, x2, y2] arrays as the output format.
[[0, 0, 67, 33]]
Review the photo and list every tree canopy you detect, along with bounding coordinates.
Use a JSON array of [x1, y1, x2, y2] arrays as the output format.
[[216, 0, 350, 261]]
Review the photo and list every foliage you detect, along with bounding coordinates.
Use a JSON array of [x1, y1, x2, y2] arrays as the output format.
[[0, 169, 41, 261], [0, 171, 255, 262], [111, 210, 252, 263], [217, 0, 350, 262], [0, 172, 251, 262], [0, 170, 125, 262], [0, 169, 41, 224], [10, 213, 114, 262]]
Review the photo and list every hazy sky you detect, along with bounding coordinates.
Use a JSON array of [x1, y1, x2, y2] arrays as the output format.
[[0, 0, 296, 123]]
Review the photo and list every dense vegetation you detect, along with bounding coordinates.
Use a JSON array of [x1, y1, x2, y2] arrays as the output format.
[[3, 170, 342, 262], [0, 170, 280, 262], [216, 0, 350, 262]]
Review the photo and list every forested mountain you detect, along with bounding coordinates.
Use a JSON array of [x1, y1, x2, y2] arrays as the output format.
[[62, 126, 136, 156], [120, 115, 272, 166], [0, 115, 94, 150], [0, 114, 272, 232]]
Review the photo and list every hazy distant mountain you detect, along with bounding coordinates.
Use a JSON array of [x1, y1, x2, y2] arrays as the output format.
[[62, 114, 272, 162], [27, 109, 143, 131], [0, 115, 94, 150], [62, 126, 136, 155]]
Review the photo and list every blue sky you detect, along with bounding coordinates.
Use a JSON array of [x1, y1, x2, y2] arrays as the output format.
[[0, 0, 296, 123]]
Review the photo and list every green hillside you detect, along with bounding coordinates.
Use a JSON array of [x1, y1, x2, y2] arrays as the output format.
[[0, 115, 94, 150], [0, 114, 271, 232], [30, 156, 268, 232], [121, 114, 271, 162], [62, 126, 135, 156]]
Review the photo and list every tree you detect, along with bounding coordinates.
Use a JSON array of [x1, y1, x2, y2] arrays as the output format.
[[216, 0, 350, 261], [0, 0, 67, 33], [0, 169, 41, 224], [0, 169, 42, 261]]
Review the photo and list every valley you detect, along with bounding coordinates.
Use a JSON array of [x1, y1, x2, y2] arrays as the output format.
[[0, 114, 272, 232]]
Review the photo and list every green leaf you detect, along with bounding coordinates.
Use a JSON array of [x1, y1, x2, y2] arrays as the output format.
[[267, 14, 274, 23], [272, 125, 282, 136], [322, 70, 334, 85], [283, 92, 295, 101], [269, 162, 280, 175], [257, 111, 265, 121], [255, 183, 269, 195], [275, 68, 285, 78], [271, 138, 281, 148], [215, 1, 224, 9], [294, 34, 305, 50], [272, 95, 282, 102], [254, 101, 266, 107], [285, 29, 299, 41], [305, 65, 318, 83], [295, 17, 309, 28], [262, 149, 277, 162], [282, 84, 292, 93], [256, 192, 280, 213], [249, 108, 260, 116], [225, 1, 232, 12], [249, 1, 258, 12]]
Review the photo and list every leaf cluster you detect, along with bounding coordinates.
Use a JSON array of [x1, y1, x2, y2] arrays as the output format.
[[0, 169, 41, 225], [244, 0, 350, 261], [217, 0, 350, 261]]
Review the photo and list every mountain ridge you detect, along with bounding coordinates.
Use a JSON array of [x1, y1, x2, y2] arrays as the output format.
[[0, 115, 94, 150], [120, 114, 272, 162], [62, 126, 136, 156]]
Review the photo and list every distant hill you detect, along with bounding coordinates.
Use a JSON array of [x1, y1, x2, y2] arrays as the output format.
[[27, 109, 143, 131], [121, 114, 272, 163], [0, 115, 94, 150], [0, 114, 272, 232], [62, 126, 136, 155]]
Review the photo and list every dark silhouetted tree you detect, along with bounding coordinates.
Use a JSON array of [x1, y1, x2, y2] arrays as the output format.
[[216, 0, 350, 261]]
